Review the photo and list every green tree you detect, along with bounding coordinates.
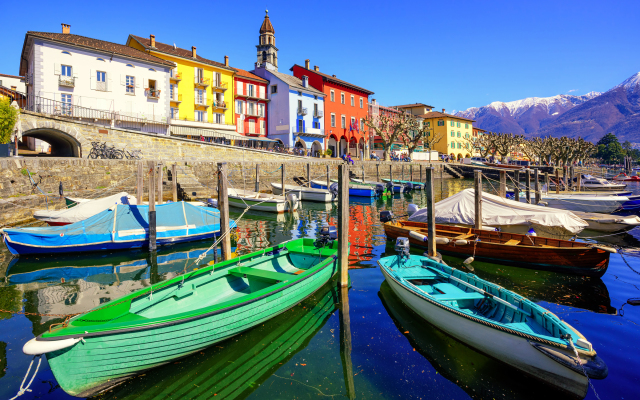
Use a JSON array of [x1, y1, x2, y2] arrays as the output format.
[[595, 133, 626, 163], [0, 96, 19, 144]]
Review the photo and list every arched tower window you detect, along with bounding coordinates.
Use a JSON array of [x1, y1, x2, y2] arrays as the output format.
[[262, 51, 267, 61]]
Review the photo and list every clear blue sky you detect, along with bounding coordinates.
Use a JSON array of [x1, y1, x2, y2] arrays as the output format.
[[2, 0, 639, 112]]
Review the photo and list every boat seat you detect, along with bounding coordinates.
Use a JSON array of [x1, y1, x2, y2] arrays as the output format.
[[504, 239, 521, 246], [454, 234, 474, 240], [228, 267, 293, 283], [432, 292, 485, 301]]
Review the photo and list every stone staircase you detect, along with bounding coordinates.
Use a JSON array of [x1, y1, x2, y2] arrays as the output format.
[[443, 164, 463, 179], [172, 165, 215, 201]]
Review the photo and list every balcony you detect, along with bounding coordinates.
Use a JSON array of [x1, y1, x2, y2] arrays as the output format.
[[246, 109, 262, 117], [291, 128, 325, 139], [170, 93, 182, 104], [195, 99, 210, 108], [314, 109, 323, 118], [297, 107, 308, 116], [96, 81, 107, 92], [170, 72, 182, 82], [195, 77, 210, 88], [59, 76, 75, 88], [146, 88, 161, 99], [212, 81, 228, 91], [212, 101, 227, 110]]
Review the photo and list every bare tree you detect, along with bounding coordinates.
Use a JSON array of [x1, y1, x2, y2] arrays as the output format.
[[399, 116, 437, 160], [490, 132, 522, 161], [363, 112, 399, 161], [463, 133, 494, 158]]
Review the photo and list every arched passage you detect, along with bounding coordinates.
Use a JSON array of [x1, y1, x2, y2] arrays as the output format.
[[21, 128, 82, 157], [311, 140, 322, 157]]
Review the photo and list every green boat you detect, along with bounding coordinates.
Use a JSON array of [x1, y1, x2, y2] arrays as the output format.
[[381, 178, 425, 189], [22, 238, 339, 397]]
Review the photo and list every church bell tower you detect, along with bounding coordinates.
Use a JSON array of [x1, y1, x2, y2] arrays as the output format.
[[256, 10, 278, 71]]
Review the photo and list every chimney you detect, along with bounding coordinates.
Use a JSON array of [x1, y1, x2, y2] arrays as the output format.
[[372, 99, 377, 105], [150, 34, 156, 47], [191, 46, 197, 58], [224, 55, 229, 67], [314, 65, 319, 71], [442, 108, 445, 113], [302, 75, 308, 88], [332, 74, 336, 78], [305, 59, 310, 69], [61, 24, 70, 34], [11, 86, 17, 91]]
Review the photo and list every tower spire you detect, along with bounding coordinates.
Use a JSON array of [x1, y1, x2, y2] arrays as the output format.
[[256, 10, 278, 71]]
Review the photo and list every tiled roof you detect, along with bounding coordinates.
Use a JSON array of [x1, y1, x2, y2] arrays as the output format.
[[269, 70, 324, 96], [260, 12, 275, 34], [234, 68, 268, 83], [418, 111, 475, 123], [394, 103, 434, 109], [25, 32, 174, 67], [0, 73, 24, 80], [129, 35, 235, 71], [290, 64, 374, 95]]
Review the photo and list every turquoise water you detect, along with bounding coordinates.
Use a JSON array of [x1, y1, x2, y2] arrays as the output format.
[[0, 180, 639, 399]]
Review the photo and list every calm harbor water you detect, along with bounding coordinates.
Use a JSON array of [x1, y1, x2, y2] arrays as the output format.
[[1, 179, 639, 399]]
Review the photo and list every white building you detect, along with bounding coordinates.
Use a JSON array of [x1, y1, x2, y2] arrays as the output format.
[[19, 24, 173, 123], [0, 73, 25, 92]]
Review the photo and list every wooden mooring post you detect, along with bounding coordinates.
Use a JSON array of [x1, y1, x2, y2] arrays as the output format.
[[499, 170, 506, 198], [544, 172, 550, 194], [281, 163, 286, 195], [376, 164, 380, 182], [326, 164, 330, 189], [425, 167, 436, 257], [255, 163, 260, 192], [535, 169, 541, 204], [339, 285, 355, 399], [474, 170, 482, 230], [307, 163, 311, 188], [338, 164, 350, 287], [157, 163, 163, 204], [148, 161, 157, 251], [171, 164, 178, 202], [389, 164, 393, 182], [410, 164, 413, 181], [217, 162, 232, 261], [525, 169, 531, 204], [514, 170, 520, 203], [137, 161, 144, 204]]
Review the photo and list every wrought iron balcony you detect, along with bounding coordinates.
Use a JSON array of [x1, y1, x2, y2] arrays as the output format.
[[195, 99, 210, 108], [58, 76, 75, 87], [170, 71, 182, 81], [246, 108, 260, 117], [314, 109, 323, 118], [212, 101, 227, 110], [146, 88, 161, 99], [213, 81, 228, 91], [170, 93, 182, 103], [195, 77, 210, 87], [297, 107, 308, 116]]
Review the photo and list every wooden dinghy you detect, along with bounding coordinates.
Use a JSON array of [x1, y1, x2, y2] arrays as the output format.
[[270, 182, 333, 203], [22, 238, 339, 397], [383, 220, 611, 277], [379, 248, 608, 398], [228, 188, 299, 213], [350, 177, 406, 193], [381, 178, 425, 190]]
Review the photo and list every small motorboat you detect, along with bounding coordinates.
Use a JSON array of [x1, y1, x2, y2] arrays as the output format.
[[270, 182, 333, 203], [350, 177, 406, 193], [534, 194, 628, 213], [379, 242, 608, 398], [612, 173, 640, 182], [21, 237, 340, 398], [381, 178, 425, 190], [572, 211, 640, 233], [579, 175, 626, 191], [309, 179, 383, 197], [64, 196, 91, 208], [34, 192, 136, 226], [483, 162, 524, 170], [228, 188, 299, 213]]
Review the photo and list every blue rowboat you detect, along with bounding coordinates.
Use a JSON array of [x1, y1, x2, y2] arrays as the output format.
[[309, 180, 379, 197], [382, 178, 425, 190], [379, 243, 607, 398], [1, 202, 235, 256]]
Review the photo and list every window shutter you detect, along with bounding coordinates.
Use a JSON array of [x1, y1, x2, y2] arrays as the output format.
[[303, 120, 306, 133], [144, 78, 149, 89], [194, 88, 198, 103], [194, 66, 198, 80], [203, 90, 207, 103], [120, 74, 125, 85], [135, 77, 140, 88], [203, 112, 208, 123], [90, 69, 96, 90], [107, 76, 113, 92], [54, 63, 61, 75], [237, 81, 243, 95]]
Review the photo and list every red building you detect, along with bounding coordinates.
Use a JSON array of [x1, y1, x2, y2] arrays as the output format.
[[233, 68, 269, 138], [291, 60, 373, 158]]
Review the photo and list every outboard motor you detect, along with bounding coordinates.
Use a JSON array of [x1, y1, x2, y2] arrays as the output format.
[[314, 225, 338, 248], [375, 183, 385, 197], [286, 193, 299, 212], [207, 198, 218, 208], [526, 228, 537, 237], [407, 204, 419, 217], [380, 210, 395, 223], [329, 182, 339, 201], [404, 182, 414, 192], [386, 181, 394, 193], [395, 237, 411, 261]]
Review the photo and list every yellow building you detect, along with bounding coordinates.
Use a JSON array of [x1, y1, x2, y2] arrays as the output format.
[[126, 34, 236, 137], [418, 109, 476, 159]]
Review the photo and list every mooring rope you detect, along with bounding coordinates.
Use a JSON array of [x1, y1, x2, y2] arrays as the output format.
[[564, 335, 601, 400], [9, 355, 41, 400]]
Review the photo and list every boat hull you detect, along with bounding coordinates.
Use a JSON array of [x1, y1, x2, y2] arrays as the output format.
[[270, 183, 333, 203], [227, 196, 298, 213], [541, 197, 625, 213], [309, 181, 376, 197], [43, 253, 338, 397], [381, 178, 424, 189], [381, 267, 591, 398]]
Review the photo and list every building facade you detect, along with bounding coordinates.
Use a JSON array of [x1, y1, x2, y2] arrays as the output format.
[[233, 68, 269, 138], [127, 34, 236, 137], [19, 25, 173, 123], [392, 103, 434, 116], [0, 73, 26, 92], [418, 109, 475, 159], [291, 60, 373, 158]]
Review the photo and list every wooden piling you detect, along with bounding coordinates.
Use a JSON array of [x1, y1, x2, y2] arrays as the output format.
[[307, 163, 311, 188], [535, 169, 541, 204], [338, 164, 350, 287], [326, 164, 330, 189], [255, 163, 260, 192], [171, 164, 178, 202], [499, 170, 506, 198], [514, 171, 520, 202], [281, 164, 286, 196], [525, 169, 531, 204], [420, 164, 423, 183], [544, 172, 549, 194], [148, 161, 157, 251], [389, 165, 393, 183], [217, 162, 232, 261], [425, 167, 436, 257], [402, 165, 405, 181], [137, 161, 144, 204], [157, 163, 163, 204], [555, 169, 560, 194], [474, 170, 482, 230], [376, 164, 380, 182], [339, 285, 355, 400], [361, 164, 366, 182], [410, 164, 413, 181]]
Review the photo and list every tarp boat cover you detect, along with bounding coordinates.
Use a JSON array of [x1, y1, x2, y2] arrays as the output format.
[[409, 189, 588, 235], [34, 192, 136, 225], [3, 202, 229, 255]]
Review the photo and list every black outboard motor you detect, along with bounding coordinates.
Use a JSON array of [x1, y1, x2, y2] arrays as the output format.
[[380, 210, 395, 223], [375, 183, 385, 196], [395, 237, 411, 261], [404, 182, 414, 192], [329, 182, 339, 201], [386, 181, 394, 193], [314, 225, 338, 248]]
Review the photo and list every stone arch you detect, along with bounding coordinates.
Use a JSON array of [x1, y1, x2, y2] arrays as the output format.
[[21, 126, 84, 157], [311, 140, 322, 157]]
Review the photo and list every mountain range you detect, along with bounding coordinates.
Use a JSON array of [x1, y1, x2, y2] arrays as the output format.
[[455, 71, 640, 142]]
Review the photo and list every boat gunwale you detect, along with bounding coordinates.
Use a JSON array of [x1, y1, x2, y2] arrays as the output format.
[[38, 240, 338, 341]]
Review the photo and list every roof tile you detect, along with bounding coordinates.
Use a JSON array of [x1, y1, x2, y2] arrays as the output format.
[[291, 64, 374, 95], [418, 111, 475, 123], [130, 35, 234, 71]]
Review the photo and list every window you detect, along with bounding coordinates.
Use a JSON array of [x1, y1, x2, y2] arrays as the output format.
[[465, 133, 470, 139], [313, 103, 318, 116], [213, 72, 221, 87], [465, 123, 469, 129], [170, 84, 175, 99], [238, 117, 244, 133], [330, 90, 335, 102], [457, 142, 462, 149], [350, 95, 354, 106], [171, 107, 179, 119], [126, 76, 135, 94], [258, 103, 265, 117], [96, 71, 106, 91], [248, 84, 255, 97], [438, 120, 444, 126], [261, 120, 265, 134], [457, 132, 461, 138], [314, 95, 318, 100], [341, 115, 346, 128], [450, 132, 455, 137], [457, 122, 461, 128], [331, 113, 336, 127], [195, 111, 204, 122], [61, 94, 72, 115], [297, 119, 304, 133], [249, 120, 256, 133], [313, 121, 320, 129], [196, 89, 204, 105], [450, 121, 454, 127], [148, 68, 156, 72], [195, 68, 204, 83], [215, 113, 223, 124], [451, 143, 455, 149], [298, 91, 302, 96], [62, 51, 71, 55], [360, 119, 365, 131], [126, 64, 134, 68], [271, 85, 277, 93], [297, 99, 302, 113], [350, 117, 356, 128], [426, 121, 431, 127], [360, 98, 363, 108], [61, 65, 72, 77], [96, 58, 105, 62], [340, 93, 345, 104], [236, 100, 243, 114], [248, 102, 255, 115]]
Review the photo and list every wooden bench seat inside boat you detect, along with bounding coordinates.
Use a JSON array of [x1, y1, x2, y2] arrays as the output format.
[[504, 239, 521, 245], [228, 267, 293, 283], [432, 292, 486, 301], [453, 233, 474, 240]]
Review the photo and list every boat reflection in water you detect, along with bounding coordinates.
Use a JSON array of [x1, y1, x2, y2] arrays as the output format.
[[98, 279, 339, 399], [378, 281, 579, 399]]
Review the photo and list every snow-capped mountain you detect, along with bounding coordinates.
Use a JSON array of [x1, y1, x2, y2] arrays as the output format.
[[614, 71, 640, 94]]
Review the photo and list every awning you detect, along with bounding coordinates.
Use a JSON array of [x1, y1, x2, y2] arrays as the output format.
[[170, 125, 275, 142]]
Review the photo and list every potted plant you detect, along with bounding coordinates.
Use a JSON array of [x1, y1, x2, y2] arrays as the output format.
[[324, 149, 332, 158], [0, 96, 19, 157]]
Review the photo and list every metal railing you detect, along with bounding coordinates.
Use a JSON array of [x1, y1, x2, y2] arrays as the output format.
[[314, 109, 323, 118], [170, 71, 182, 81], [213, 81, 228, 90], [96, 81, 107, 91], [195, 77, 210, 87], [297, 107, 308, 115], [59, 76, 75, 87], [291, 128, 325, 137], [195, 98, 209, 107], [170, 93, 182, 102], [212, 101, 227, 109], [146, 88, 161, 99]]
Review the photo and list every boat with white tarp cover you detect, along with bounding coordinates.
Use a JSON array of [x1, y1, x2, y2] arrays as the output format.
[[34, 192, 136, 226]]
